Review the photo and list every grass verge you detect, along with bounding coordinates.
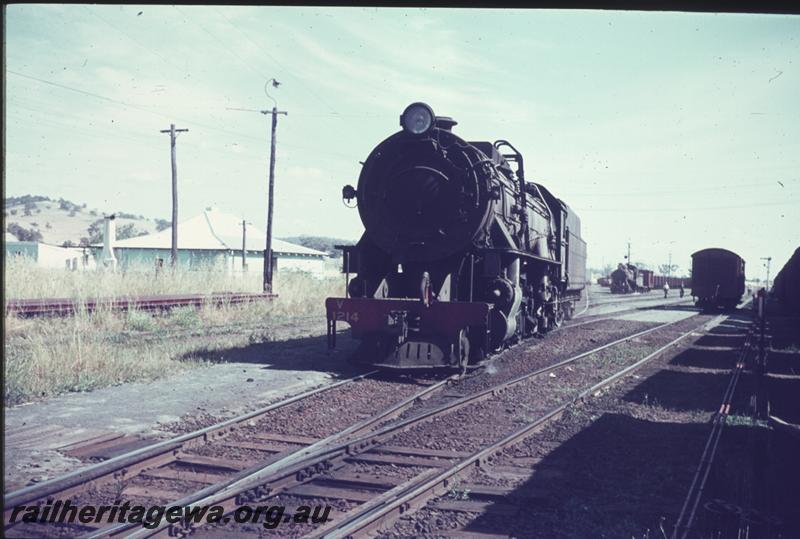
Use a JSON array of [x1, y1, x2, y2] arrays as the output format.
[[4, 267, 341, 405]]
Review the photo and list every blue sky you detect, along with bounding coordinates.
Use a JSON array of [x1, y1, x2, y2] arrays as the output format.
[[5, 5, 799, 277]]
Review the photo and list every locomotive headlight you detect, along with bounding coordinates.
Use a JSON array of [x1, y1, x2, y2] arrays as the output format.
[[400, 102, 435, 135]]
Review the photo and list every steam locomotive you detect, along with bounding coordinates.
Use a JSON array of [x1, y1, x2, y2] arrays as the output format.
[[610, 263, 646, 294], [326, 103, 587, 370]]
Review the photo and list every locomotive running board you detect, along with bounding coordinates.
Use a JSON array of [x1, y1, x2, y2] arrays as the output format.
[[325, 297, 490, 351]]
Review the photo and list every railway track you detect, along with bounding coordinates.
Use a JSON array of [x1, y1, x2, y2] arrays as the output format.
[[670, 320, 754, 539], [3, 296, 700, 536], [4, 302, 607, 512], [3, 306, 711, 538], [291, 315, 722, 539], [3, 368, 454, 531], [5, 292, 277, 317], [4, 294, 693, 356], [577, 290, 693, 316]]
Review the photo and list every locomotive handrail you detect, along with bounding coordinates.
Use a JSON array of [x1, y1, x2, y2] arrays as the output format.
[[494, 139, 530, 250]]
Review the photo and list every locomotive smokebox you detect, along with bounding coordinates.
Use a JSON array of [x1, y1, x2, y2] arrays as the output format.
[[356, 104, 492, 263]]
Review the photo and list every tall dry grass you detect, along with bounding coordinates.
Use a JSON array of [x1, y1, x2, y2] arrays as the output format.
[[4, 257, 263, 299], [4, 260, 344, 405]]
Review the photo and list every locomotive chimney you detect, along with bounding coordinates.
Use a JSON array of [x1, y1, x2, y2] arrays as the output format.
[[100, 214, 118, 271]]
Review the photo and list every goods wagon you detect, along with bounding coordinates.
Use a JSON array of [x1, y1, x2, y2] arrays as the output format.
[[771, 247, 800, 315], [691, 248, 745, 311]]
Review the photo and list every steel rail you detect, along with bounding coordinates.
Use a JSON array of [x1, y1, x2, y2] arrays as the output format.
[[3, 369, 378, 520], [574, 286, 591, 317], [5, 292, 277, 317], [84, 372, 460, 539], [4, 300, 681, 519], [109, 315, 700, 539], [569, 296, 693, 325], [670, 322, 754, 539], [318, 313, 728, 539]]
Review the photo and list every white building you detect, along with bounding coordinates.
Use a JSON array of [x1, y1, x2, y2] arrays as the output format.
[[100, 208, 329, 276], [4, 234, 96, 270]]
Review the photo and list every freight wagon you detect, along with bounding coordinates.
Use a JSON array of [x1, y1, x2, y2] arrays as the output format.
[[691, 248, 745, 311]]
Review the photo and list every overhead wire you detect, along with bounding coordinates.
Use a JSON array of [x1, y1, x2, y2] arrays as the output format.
[[211, 7, 341, 116], [580, 199, 800, 212], [8, 69, 267, 144], [568, 180, 798, 197], [172, 6, 275, 86], [87, 6, 190, 75]]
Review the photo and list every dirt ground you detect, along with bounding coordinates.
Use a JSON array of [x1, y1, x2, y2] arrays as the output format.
[[3, 319, 360, 492]]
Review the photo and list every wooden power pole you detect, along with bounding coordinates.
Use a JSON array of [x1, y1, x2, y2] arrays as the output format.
[[226, 80, 286, 293], [160, 124, 188, 267], [241, 220, 248, 272], [761, 257, 772, 290], [262, 106, 287, 293]]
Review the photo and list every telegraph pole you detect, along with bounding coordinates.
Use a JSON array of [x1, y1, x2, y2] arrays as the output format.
[[626, 242, 631, 264], [241, 220, 248, 272], [226, 80, 287, 293], [160, 124, 188, 267], [761, 257, 772, 291], [263, 105, 287, 293]]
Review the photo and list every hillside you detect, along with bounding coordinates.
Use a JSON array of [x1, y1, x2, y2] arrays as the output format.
[[4, 195, 169, 247], [280, 235, 356, 258], [4, 195, 358, 255]]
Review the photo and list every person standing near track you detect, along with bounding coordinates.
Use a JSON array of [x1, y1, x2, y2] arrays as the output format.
[[680, 283, 685, 298], [663, 281, 670, 298]]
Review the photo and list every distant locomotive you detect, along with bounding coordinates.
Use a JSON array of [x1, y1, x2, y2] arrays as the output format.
[[608, 264, 687, 294], [610, 263, 649, 294], [326, 102, 587, 371], [691, 248, 746, 311]]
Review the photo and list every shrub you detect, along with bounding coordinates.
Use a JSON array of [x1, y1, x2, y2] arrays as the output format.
[[7, 223, 42, 242], [117, 223, 147, 240], [155, 219, 172, 232], [169, 306, 200, 328], [126, 309, 156, 331], [87, 219, 104, 243]]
